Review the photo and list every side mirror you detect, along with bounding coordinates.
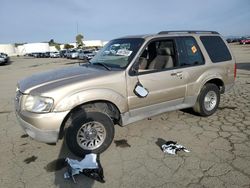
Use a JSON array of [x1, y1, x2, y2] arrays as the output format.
[[131, 66, 138, 75], [131, 58, 140, 75], [134, 82, 149, 98]]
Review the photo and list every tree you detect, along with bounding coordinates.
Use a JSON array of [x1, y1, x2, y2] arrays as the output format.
[[64, 44, 74, 49], [76, 34, 84, 48], [48, 39, 61, 51], [49, 39, 55, 46], [55, 44, 61, 51]]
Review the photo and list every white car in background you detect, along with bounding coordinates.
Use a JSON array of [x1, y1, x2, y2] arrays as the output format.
[[70, 51, 79, 59], [79, 50, 96, 60], [65, 49, 78, 59], [50, 52, 60, 58]]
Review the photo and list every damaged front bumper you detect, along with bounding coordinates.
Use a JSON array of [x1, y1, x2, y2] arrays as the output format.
[[15, 110, 69, 143]]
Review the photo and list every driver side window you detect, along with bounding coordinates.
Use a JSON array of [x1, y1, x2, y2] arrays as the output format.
[[138, 39, 177, 73]]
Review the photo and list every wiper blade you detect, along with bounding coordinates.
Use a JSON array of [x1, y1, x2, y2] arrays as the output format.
[[92, 62, 111, 71]]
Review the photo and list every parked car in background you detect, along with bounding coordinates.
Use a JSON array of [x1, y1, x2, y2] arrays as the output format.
[[70, 50, 79, 59], [239, 37, 250, 45], [0, 52, 8, 58], [44, 52, 51, 58], [64, 50, 70, 58], [59, 50, 67, 58], [0, 56, 6, 65], [78, 50, 96, 60], [226, 38, 240, 43], [50, 52, 60, 58], [0, 53, 9, 65], [31, 52, 42, 58], [66, 49, 75, 58], [78, 51, 87, 60]]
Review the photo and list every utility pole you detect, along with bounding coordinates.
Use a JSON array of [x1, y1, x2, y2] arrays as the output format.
[[76, 22, 79, 35]]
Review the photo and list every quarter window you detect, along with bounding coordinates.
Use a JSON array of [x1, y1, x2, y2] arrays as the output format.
[[200, 36, 232, 63]]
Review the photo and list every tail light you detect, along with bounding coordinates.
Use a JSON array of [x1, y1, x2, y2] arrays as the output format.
[[234, 63, 237, 80]]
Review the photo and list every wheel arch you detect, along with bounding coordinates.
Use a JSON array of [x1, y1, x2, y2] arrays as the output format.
[[58, 100, 121, 139], [204, 78, 225, 93]]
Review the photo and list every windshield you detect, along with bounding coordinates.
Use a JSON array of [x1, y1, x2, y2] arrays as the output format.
[[90, 38, 144, 69]]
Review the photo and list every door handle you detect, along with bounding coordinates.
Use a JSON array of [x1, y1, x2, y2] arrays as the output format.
[[176, 72, 182, 77], [171, 71, 182, 76]]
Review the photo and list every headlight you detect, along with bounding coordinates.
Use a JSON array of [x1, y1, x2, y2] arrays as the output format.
[[24, 95, 54, 113]]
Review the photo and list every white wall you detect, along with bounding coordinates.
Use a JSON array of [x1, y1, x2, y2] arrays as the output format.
[[49, 46, 58, 52], [83, 40, 103, 47], [0, 44, 16, 56], [22, 43, 50, 54], [60, 40, 105, 49], [16, 45, 25, 56], [102, 41, 109, 46]]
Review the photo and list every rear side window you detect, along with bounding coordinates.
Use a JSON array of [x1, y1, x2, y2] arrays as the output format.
[[200, 36, 232, 63], [176, 37, 204, 67]]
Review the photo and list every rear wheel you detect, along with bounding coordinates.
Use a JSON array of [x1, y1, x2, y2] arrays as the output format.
[[66, 111, 114, 156], [193, 83, 220, 116]]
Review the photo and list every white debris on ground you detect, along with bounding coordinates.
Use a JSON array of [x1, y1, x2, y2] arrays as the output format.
[[64, 153, 105, 183], [161, 141, 190, 155]]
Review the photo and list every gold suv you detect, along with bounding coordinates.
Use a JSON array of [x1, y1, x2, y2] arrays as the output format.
[[15, 31, 236, 156]]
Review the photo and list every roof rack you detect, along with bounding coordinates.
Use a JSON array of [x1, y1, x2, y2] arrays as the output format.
[[158, 30, 219, 35]]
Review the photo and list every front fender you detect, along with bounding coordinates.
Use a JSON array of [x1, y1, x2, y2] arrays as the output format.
[[53, 89, 128, 113]]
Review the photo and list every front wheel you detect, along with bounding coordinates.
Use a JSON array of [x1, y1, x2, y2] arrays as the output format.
[[193, 83, 220, 116], [66, 111, 114, 157]]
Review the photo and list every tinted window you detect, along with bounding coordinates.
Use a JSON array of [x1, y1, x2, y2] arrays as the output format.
[[200, 36, 232, 63], [177, 37, 204, 66]]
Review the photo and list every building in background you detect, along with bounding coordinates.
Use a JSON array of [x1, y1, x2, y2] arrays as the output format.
[[22, 43, 50, 54], [0, 40, 108, 56], [0, 44, 16, 56], [83, 40, 103, 47]]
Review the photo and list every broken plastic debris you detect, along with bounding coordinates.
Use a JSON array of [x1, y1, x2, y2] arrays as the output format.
[[161, 141, 190, 155], [64, 153, 105, 183]]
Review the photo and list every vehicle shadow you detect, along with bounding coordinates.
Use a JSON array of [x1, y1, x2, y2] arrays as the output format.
[[49, 109, 95, 188], [52, 139, 95, 188], [0, 60, 13, 66], [180, 108, 199, 116]]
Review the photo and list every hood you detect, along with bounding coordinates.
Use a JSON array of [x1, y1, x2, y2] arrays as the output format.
[[18, 65, 109, 93]]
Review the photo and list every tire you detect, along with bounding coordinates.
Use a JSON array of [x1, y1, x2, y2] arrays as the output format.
[[66, 111, 114, 157], [193, 83, 220, 117]]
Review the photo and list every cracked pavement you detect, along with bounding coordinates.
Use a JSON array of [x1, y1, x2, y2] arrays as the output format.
[[0, 44, 250, 188]]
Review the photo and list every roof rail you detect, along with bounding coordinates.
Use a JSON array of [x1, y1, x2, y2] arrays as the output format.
[[158, 30, 219, 35]]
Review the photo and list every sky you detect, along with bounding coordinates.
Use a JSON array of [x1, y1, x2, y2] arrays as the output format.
[[0, 0, 250, 44]]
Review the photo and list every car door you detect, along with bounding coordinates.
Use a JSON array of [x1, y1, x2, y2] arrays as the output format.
[[126, 38, 188, 117]]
